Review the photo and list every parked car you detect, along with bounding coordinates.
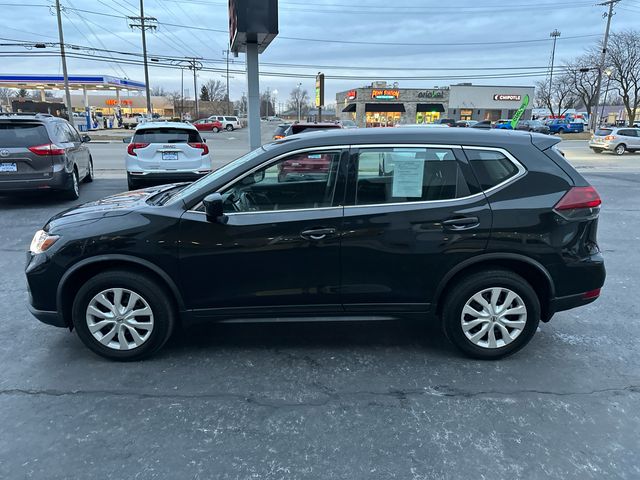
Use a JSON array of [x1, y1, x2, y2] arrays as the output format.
[[282, 122, 343, 137], [455, 120, 478, 128], [192, 119, 223, 133], [124, 121, 212, 190], [546, 118, 584, 134], [589, 127, 640, 155], [494, 119, 514, 130], [438, 118, 457, 127], [272, 123, 291, 140], [471, 120, 493, 129], [339, 119, 357, 129], [207, 115, 241, 131], [27, 128, 605, 361], [395, 123, 449, 128], [517, 120, 551, 135], [0, 113, 93, 199]]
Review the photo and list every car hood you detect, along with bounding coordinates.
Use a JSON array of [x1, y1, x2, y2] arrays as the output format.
[[44, 184, 183, 230]]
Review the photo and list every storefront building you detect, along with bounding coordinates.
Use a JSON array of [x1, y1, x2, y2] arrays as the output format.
[[447, 84, 535, 122], [337, 82, 449, 128]]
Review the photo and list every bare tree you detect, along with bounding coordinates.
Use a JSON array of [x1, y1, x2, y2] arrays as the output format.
[[165, 91, 183, 118], [14, 88, 30, 99], [150, 86, 167, 97], [203, 80, 226, 102], [0, 87, 12, 106], [535, 74, 578, 118], [287, 88, 310, 118], [564, 53, 600, 118], [606, 30, 640, 126], [234, 93, 247, 116]]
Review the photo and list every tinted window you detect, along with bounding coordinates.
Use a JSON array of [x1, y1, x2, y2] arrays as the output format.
[[52, 122, 72, 143], [291, 125, 340, 134], [618, 129, 637, 137], [0, 123, 50, 147], [224, 117, 236, 122], [221, 150, 342, 213], [64, 123, 81, 142], [466, 149, 520, 190], [134, 128, 201, 143], [595, 129, 613, 136], [355, 147, 469, 205], [274, 125, 289, 136]]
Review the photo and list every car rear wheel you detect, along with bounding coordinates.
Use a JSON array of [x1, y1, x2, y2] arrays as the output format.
[[615, 144, 626, 155], [127, 174, 139, 191], [225, 124, 234, 131], [442, 270, 540, 359], [72, 270, 175, 361], [557, 128, 566, 134], [62, 168, 80, 200], [83, 158, 94, 183]]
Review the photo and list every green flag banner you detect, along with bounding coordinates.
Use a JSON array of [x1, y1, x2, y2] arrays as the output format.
[[510, 94, 530, 129]]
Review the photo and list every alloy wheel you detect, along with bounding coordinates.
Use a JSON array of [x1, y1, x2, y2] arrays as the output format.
[[85, 288, 154, 350], [615, 144, 626, 155], [72, 170, 79, 196], [460, 287, 527, 349]]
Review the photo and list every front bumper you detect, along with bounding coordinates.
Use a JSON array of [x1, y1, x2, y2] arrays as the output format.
[[28, 303, 66, 328]]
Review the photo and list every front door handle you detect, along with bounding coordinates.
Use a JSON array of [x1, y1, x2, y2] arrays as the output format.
[[300, 227, 336, 241], [442, 216, 480, 230]]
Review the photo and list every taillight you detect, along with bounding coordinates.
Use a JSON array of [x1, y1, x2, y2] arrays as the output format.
[[273, 135, 285, 140], [583, 288, 601, 300], [127, 142, 149, 156], [188, 142, 209, 155], [28, 143, 65, 156], [554, 186, 601, 220], [604, 135, 616, 141]]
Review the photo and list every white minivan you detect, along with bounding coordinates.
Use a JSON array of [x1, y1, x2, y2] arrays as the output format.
[[207, 115, 241, 131], [124, 122, 212, 190]]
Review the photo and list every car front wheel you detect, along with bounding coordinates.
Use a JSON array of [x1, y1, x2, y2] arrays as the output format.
[[83, 158, 94, 183], [72, 270, 175, 361], [591, 148, 603, 154], [442, 270, 540, 359]]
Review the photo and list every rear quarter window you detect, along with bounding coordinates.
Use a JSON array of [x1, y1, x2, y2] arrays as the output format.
[[134, 128, 201, 143], [0, 123, 50, 147], [465, 149, 520, 191]]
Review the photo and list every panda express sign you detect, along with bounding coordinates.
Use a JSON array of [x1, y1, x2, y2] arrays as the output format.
[[493, 94, 522, 101]]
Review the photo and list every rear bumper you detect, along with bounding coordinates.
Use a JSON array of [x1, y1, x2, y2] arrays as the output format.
[[589, 141, 614, 151], [549, 291, 599, 315], [128, 171, 209, 183], [0, 169, 70, 193]]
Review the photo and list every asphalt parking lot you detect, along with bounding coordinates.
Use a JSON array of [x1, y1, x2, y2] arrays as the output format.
[[1, 131, 639, 479]]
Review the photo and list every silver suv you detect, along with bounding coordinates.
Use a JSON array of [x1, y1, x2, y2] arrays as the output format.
[[125, 122, 212, 190], [590, 127, 640, 155], [0, 113, 93, 199]]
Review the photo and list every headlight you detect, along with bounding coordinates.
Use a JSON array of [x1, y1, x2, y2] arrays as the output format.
[[30, 230, 59, 254]]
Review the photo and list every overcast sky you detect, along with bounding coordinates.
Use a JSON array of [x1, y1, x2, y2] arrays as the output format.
[[3, 0, 640, 108]]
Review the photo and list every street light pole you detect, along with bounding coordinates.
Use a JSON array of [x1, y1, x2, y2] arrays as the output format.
[[548, 29, 561, 116], [591, 0, 619, 131], [54, 0, 72, 118]]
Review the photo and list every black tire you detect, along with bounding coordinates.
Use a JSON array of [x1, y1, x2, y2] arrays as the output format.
[[557, 128, 566, 134], [615, 144, 626, 156], [225, 124, 234, 131], [591, 148, 603, 154], [83, 157, 94, 183], [127, 174, 139, 191], [62, 167, 80, 200], [442, 269, 540, 360], [212, 127, 220, 133], [72, 270, 175, 361]]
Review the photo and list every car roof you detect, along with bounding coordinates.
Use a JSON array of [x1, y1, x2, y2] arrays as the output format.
[[135, 121, 196, 131], [0, 113, 59, 123], [270, 126, 560, 151]]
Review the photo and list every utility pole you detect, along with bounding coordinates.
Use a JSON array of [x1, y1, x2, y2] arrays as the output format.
[[188, 58, 202, 119], [591, 0, 619, 131], [548, 29, 561, 116], [54, 0, 72, 119], [223, 49, 231, 114], [297, 82, 302, 122], [128, 1, 157, 116], [180, 67, 184, 119]]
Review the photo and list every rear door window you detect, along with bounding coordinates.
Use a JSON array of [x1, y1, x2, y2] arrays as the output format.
[[354, 147, 470, 205], [618, 129, 637, 137], [465, 149, 521, 191], [134, 128, 201, 143], [0, 123, 50, 147]]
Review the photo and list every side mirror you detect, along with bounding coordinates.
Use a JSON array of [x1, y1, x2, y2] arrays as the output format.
[[202, 193, 226, 223], [82, 135, 92, 143], [122, 137, 132, 143]]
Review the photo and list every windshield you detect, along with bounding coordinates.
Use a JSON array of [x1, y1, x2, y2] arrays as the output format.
[[166, 147, 267, 205]]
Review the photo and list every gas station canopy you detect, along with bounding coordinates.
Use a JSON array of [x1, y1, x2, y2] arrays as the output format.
[[0, 74, 145, 92]]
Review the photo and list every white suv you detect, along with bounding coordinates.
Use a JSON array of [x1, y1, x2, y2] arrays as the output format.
[[207, 115, 241, 131], [125, 122, 212, 190]]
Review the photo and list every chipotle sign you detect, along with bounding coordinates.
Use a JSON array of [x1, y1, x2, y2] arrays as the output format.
[[493, 94, 522, 101]]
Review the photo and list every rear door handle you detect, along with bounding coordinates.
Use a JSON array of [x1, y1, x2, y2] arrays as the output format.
[[442, 216, 480, 230], [300, 227, 336, 241]]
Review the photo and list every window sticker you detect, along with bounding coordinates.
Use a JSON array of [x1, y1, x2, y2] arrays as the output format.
[[392, 159, 424, 197]]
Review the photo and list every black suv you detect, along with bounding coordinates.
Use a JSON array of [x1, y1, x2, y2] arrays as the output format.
[[0, 113, 93, 199], [26, 129, 605, 360]]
